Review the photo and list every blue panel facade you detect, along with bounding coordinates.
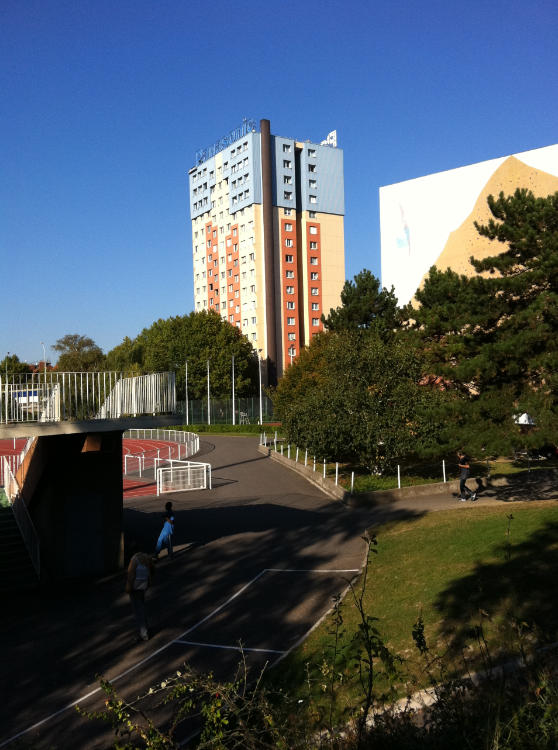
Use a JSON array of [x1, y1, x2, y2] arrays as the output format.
[[297, 143, 345, 216], [270, 136, 296, 210], [189, 155, 216, 221], [227, 131, 262, 214]]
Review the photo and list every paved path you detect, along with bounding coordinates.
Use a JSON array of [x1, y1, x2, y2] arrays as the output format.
[[1, 436, 555, 748]]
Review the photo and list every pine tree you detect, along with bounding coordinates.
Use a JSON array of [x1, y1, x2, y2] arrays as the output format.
[[409, 189, 558, 456]]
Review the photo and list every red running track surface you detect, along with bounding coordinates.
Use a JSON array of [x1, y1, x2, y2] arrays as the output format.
[[122, 438, 185, 498]]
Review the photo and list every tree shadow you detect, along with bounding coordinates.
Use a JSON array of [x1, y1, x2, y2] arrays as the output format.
[[434, 520, 558, 651]]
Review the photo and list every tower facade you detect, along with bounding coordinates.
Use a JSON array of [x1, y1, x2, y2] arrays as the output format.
[[189, 118, 345, 380]]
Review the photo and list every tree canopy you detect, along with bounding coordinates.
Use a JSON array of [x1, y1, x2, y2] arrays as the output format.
[[52, 334, 106, 372], [321, 270, 401, 336], [0, 354, 31, 375], [105, 310, 258, 400], [409, 188, 558, 456], [271, 330, 440, 468]]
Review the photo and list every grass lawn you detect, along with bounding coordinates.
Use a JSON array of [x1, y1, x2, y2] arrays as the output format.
[[169, 424, 285, 438], [268, 501, 558, 704]]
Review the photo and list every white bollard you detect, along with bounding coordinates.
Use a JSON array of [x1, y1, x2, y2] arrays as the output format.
[[351, 471, 354, 495], [335, 462, 338, 486], [305, 449, 308, 467], [313, 456, 316, 472], [296, 447, 299, 462], [288, 444, 290, 459], [323, 459, 326, 478], [443, 460, 446, 483], [397, 465, 401, 489]]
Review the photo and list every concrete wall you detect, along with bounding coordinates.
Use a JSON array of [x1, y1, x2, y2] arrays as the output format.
[[29, 432, 124, 580]]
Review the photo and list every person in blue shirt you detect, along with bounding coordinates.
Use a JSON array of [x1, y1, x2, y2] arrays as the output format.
[[152, 501, 174, 559]]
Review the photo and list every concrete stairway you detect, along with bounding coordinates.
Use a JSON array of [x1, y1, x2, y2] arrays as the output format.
[[0, 504, 39, 593]]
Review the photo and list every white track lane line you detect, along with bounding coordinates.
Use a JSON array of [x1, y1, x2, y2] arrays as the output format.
[[0, 567, 356, 747], [174, 641, 284, 654]]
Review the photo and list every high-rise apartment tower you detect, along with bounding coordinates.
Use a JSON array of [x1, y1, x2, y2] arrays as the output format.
[[189, 118, 345, 381]]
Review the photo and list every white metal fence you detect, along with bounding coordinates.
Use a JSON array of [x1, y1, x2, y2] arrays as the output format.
[[0, 371, 176, 425], [156, 461, 212, 495], [2, 457, 41, 578], [123, 430, 200, 478]]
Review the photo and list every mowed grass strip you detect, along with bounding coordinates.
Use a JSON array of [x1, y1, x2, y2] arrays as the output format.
[[269, 502, 558, 699]]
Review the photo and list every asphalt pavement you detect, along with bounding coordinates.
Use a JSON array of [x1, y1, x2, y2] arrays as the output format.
[[1, 436, 556, 749]]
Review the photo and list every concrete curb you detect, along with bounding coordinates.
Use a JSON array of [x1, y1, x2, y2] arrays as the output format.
[[258, 444, 558, 507]]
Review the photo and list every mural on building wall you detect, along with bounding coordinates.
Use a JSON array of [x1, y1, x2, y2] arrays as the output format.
[[380, 144, 558, 306]]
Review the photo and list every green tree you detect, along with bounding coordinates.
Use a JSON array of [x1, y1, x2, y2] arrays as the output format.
[[321, 270, 401, 336], [0, 354, 31, 374], [51, 334, 106, 372], [271, 330, 440, 468], [107, 311, 258, 400], [409, 188, 558, 456]]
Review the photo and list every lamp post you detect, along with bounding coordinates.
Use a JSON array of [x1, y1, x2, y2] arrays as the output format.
[[185, 361, 189, 426], [40, 342, 46, 380], [258, 349, 263, 426], [207, 359, 210, 426], [232, 355, 235, 426]]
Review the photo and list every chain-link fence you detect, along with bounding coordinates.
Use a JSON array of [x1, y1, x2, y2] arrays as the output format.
[[176, 396, 275, 425]]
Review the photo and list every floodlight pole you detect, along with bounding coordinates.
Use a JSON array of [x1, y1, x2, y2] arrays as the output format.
[[232, 355, 235, 426], [258, 349, 263, 426], [185, 361, 189, 425], [207, 359, 210, 426]]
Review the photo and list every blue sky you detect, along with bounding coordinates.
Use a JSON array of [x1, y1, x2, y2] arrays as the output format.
[[2, 0, 557, 364]]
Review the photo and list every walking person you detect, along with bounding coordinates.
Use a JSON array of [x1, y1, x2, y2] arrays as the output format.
[[152, 501, 175, 560], [126, 541, 155, 642], [458, 452, 477, 502]]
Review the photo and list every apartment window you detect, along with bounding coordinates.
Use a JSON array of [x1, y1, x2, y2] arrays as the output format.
[[311, 302, 319, 310], [207, 240, 212, 248], [284, 191, 292, 200], [208, 254, 212, 262], [309, 180, 317, 188], [310, 257, 318, 265], [209, 283, 213, 291], [249, 268, 255, 277], [234, 274, 239, 282], [309, 226, 317, 235], [309, 195, 317, 204], [251, 317, 256, 325], [252, 333, 257, 341], [233, 259, 238, 267], [244, 157, 248, 166], [311, 288, 319, 296], [231, 164, 236, 173], [311, 272, 319, 280], [308, 149, 316, 157], [285, 254, 293, 263], [227, 238, 232, 247], [283, 160, 291, 168], [287, 301, 295, 309], [221, 285, 225, 293], [287, 317, 295, 325], [215, 303, 219, 310], [232, 180, 236, 189], [229, 283, 233, 292], [285, 238, 293, 247], [283, 144, 291, 153], [202, 271, 206, 279], [213, 230, 217, 238], [286, 270, 294, 279], [234, 243, 238, 252], [286, 286, 294, 294], [243, 141, 248, 151], [308, 164, 316, 173], [284, 208, 292, 216], [241, 255, 246, 264], [203, 300, 207, 307], [312, 318, 320, 326], [228, 254, 232, 262], [229, 300, 234, 308], [214, 259, 218, 267], [310, 242, 318, 249], [250, 285, 256, 293], [233, 228, 237, 236], [210, 170, 214, 178], [235, 290, 239, 298], [288, 333, 296, 341], [235, 305, 240, 313], [244, 189, 249, 199], [224, 162, 228, 171], [284, 175, 292, 184], [232, 196, 237, 205], [284, 223, 292, 232], [230, 314, 234, 322], [249, 252, 255, 261], [196, 288, 200, 295]]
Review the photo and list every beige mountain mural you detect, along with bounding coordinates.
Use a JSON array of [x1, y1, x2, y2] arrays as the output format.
[[419, 155, 558, 289]]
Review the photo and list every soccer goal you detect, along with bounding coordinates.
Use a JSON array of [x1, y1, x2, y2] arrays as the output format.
[[156, 460, 211, 495]]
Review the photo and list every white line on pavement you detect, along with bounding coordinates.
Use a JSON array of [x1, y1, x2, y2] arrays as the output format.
[[174, 640, 284, 654]]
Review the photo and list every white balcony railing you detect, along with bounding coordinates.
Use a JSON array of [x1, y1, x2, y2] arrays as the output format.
[[0, 371, 176, 425]]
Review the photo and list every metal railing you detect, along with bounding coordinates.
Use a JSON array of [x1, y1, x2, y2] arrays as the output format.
[[123, 430, 200, 478], [176, 396, 275, 425], [156, 460, 212, 495], [2, 457, 41, 578], [0, 371, 176, 425]]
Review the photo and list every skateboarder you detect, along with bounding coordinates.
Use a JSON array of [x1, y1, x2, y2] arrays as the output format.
[[458, 453, 477, 502]]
